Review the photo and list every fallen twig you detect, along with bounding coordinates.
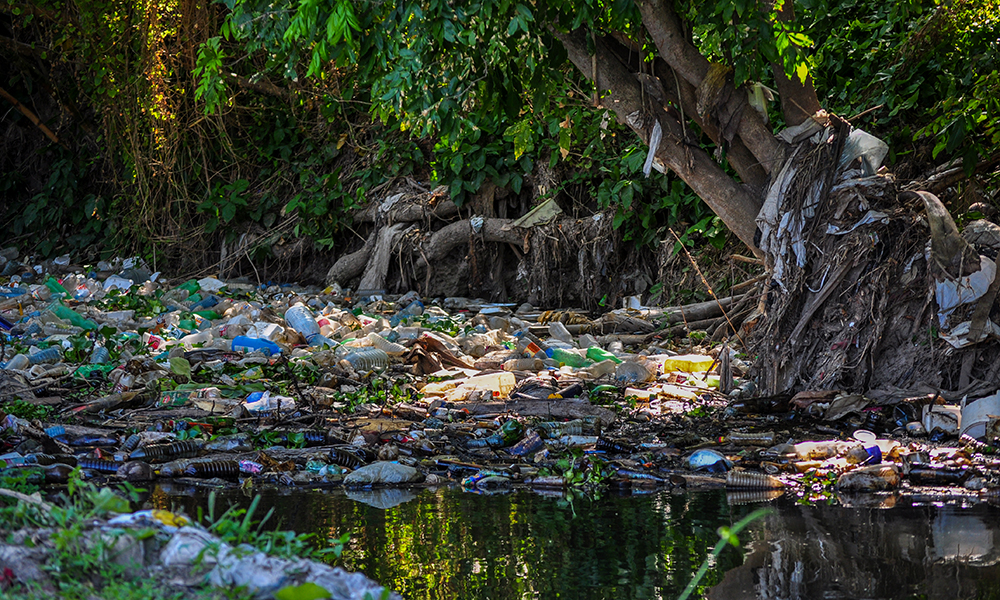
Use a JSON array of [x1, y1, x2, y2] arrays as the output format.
[[0, 488, 54, 512]]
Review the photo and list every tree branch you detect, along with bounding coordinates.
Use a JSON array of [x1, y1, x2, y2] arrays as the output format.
[[555, 29, 762, 253], [0, 86, 63, 146], [0, 34, 42, 58], [224, 74, 294, 101], [635, 0, 710, 87], [603, 33, 769, 192], [633, 1, 785, 175]]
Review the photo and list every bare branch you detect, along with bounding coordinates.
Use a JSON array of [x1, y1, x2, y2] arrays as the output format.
[[0, 86, 63, 146]]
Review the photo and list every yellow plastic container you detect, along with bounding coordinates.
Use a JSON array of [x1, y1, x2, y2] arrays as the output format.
[[460, 372, 517, 398], [419, 381, 458, 396], [661, 354, 715, 374]]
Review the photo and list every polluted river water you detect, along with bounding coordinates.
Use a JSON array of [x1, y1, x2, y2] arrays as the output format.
[[7, 259, 1000, 598], [151, 484, 1000, 600]]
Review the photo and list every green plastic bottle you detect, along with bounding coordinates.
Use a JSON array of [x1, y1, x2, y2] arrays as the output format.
[[48, 300, 98, 330], [585, 346, 622, 364], [45, 276, 70, 298], [499, 419, 524, 446], [545, 347, 592, 368]]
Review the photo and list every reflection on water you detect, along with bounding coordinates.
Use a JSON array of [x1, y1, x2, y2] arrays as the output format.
[[149, 483, 1000, 600], [710, 498, 1000, 600], [151, 484, 743, 599]]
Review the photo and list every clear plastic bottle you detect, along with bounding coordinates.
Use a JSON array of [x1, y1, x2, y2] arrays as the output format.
[[547, 321, 573, 344], [341, 348, 389, 370], [28, 347, 62, 365], [4, 353, 30, 370], [366, 332, 406, 355], [89, 345, 111, 364], [284, 304, 321, 341], [389, 300, 424, 327]]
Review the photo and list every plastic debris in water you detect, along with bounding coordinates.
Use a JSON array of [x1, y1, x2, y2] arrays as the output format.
[[688, 449, 733, 473], [725, 470, 785, 489]]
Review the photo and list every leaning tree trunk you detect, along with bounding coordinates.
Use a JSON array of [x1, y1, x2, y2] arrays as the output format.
[[553, 8, 1000, 400]]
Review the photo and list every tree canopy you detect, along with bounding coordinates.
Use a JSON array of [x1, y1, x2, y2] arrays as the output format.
[[1, 0, 998, 262]]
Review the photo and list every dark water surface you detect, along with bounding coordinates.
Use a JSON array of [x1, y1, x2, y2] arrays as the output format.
[[150, 483, 1000, 600]]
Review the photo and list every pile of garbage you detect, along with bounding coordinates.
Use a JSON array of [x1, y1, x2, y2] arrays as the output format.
[[2, 248, 1000, 509]]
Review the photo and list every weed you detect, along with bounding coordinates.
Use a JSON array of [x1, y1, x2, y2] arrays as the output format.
[[677, 508, 770, 600], [2, 399, 53, 421]]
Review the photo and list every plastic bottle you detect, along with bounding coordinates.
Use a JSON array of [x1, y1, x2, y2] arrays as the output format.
[[39, 463, 76, 483], [546, 347, 592, 368], [366, 332, 407, 355], [502, 358, 544, 371], [537, 420, 583, 438], [177, 331, 213, 349], [836, 464, 900, 491], [90, 345, 111, 364], [47, 301, 98, 330], [508, 431, 544, 456], [389, 300, 424, 327], [516, 331, 548, 357], [581, 359, 617, 379], [460, 372, 516, 397], [907, 466, 970, 485], [547, 321, 573, 344], [792, 441, 844, 460], [341, 348, 389, 370], [175, 279, 201, 294], [285, 304, 321, 341], [189, 295, 219, 311], [231, 336, 281, 356], [3, 353, 29, 370], [729, 396, 791, 414], [586, 346, 622, 364], [44, 276, 70, 298], [28, 347, 62, 365], [661, 354, 715, 373], [722, 431, 776, 446], [44, 425, 66, 438], [615, 361, 652, 383]]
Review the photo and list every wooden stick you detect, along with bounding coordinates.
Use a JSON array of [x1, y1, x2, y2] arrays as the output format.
[[729, 274, 767, 294], [730, 254, 763, 265], [0, 488, 54, 512], [0, 86, 62, 146]]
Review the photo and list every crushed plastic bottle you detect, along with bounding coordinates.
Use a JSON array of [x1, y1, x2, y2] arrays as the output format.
[[341, 348, 389, 370]]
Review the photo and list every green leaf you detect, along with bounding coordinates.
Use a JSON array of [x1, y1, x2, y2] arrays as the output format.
[[170, 357, 192, 379], [222, 203, 237, 223], [504, 118, 534, 160]]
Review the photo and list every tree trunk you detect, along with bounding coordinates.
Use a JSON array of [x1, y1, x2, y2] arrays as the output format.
[[554, 29, 765, 254], [770, 1, 822, 127]]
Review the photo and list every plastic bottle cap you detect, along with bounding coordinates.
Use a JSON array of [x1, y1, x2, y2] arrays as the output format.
[[853, 430, 876, 444]]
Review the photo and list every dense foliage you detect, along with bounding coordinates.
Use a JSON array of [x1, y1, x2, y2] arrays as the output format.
[[0, 0, 997, 265]]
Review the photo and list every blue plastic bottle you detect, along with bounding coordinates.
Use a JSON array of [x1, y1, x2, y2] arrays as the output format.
[[231, 336, 281, 356]]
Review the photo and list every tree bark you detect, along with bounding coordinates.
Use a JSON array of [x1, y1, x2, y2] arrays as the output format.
[[555, 29, 764, 254], [602, 33, 769, 191], [634, 0, 785, 175], [325, 231, 376, 285], [417, 218, 525, 267]]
